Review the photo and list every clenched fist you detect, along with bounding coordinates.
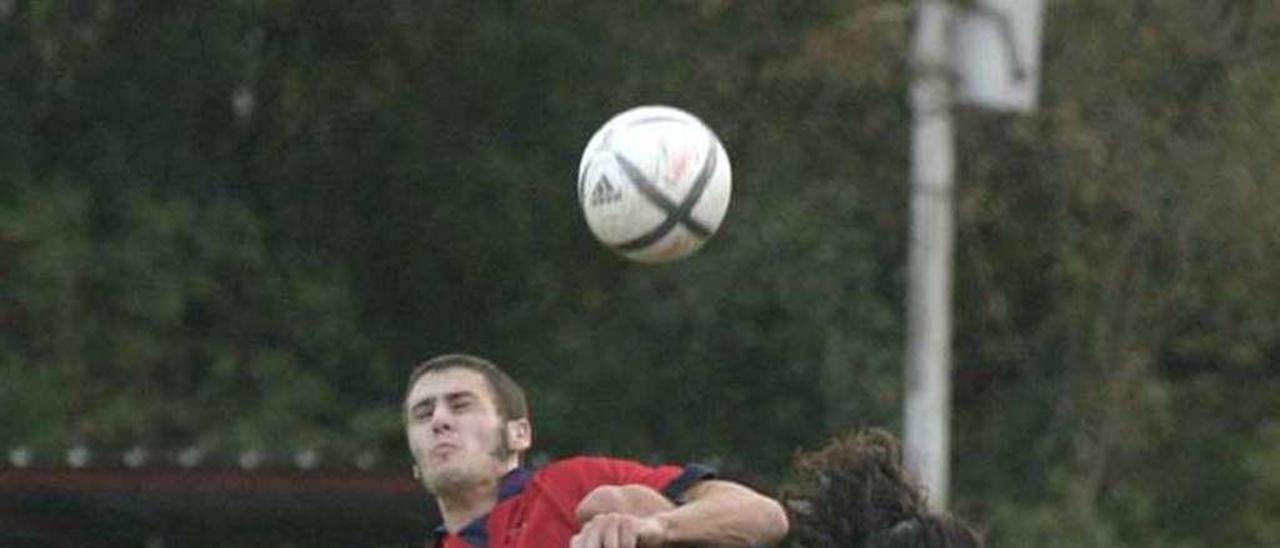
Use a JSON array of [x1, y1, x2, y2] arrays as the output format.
[[571, 512, 668, 548]]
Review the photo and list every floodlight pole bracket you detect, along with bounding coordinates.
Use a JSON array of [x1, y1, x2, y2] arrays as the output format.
[[964, 3, 1029, 81]]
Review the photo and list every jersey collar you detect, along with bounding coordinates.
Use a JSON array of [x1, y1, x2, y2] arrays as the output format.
[[430, 467, 533, 547]]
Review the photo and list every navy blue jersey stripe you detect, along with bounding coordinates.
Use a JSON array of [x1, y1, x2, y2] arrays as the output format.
[[662, 462, 718, 503]]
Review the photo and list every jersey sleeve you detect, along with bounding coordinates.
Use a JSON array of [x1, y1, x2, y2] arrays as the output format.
[[659, 461, 717, 502], [535, 456, 718, 509]]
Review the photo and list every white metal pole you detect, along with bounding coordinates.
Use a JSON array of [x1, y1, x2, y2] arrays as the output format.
[[904, 0, 956, 512]]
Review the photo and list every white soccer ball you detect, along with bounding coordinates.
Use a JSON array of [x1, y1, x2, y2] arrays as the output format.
[[577, 105, 732, 264]]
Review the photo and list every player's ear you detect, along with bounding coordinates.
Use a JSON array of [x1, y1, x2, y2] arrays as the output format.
[[506, 418, 532, 453]]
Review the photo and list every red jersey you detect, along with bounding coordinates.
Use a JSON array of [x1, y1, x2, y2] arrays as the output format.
[[431, 456, 715, 548]]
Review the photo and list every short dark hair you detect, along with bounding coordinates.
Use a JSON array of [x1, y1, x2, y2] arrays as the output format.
[[403, 353, 529, 422], [783, 428, 982, 548]]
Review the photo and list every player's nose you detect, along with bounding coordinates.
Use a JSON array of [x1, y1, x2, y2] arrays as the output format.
[[429, 410, 454, 435]]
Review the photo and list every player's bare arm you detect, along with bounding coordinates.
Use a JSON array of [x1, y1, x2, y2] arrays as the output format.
[[571, 480, 788, 547], [576, 484, 676, 522]]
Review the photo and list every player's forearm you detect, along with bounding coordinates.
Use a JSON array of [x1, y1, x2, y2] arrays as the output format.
[[653, 480, 789, 546], [576, 484, 676, 521]]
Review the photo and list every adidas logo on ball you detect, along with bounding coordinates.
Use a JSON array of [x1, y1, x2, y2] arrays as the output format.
[[589, 175, 623, 207]]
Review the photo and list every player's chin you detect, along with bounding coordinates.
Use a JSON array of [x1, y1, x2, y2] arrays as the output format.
[[422, 469, 471, 494]]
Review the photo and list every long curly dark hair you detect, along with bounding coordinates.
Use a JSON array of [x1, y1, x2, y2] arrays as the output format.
[[782, 428, 981, 548]]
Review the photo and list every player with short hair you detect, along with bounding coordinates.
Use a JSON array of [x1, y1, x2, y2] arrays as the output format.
[[404, 353, 790, 547]]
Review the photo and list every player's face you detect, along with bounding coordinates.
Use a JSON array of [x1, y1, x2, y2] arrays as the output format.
[[405, 368, 519, 495]]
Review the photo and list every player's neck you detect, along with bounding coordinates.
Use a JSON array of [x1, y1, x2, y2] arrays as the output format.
[[435, 477, 503, 532]]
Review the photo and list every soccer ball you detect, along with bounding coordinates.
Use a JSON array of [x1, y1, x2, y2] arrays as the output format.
[[577, 105, 732, 264]]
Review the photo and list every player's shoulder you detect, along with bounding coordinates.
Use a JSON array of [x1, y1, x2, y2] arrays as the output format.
[[526, 456, 636, 500], [536, 455, 639, 477]]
